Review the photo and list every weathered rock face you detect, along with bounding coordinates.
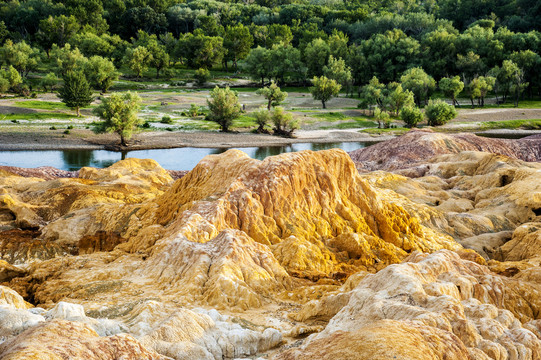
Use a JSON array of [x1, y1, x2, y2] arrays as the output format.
[[361, 151, 541, 241], [278, 250, 541, 360], [1, 149, 461, 315], [349, 129, 541, 172], [1, 136, 541, 360]]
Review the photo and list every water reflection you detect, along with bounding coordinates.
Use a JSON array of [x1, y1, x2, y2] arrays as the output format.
[[0, 142, 371, 171]]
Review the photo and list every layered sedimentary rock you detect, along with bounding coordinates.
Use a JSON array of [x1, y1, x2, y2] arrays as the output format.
[[349, 129, 541, 172], [361, 151, 541, 241], [1, 132, 541, 359], [278, 250, 541, 360]]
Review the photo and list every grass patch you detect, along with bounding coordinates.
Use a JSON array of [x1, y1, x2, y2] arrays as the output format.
[[13, 100, 69, 110], [321, 119, 378, 129], [480, 119, 541, 130], [233, 115, 256, 128], [0, 113, 77, 121]]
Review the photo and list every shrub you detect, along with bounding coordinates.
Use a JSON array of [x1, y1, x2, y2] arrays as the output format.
[[425, 99, 457, 126], [188, 103, 200, 117], [252, 106, 270, 133], [194, 68, 211, 86], [271, 106, 298, 137], [400, 106, 424, 128], [63, 130, 70, 134], [161, 115, 173, 124]]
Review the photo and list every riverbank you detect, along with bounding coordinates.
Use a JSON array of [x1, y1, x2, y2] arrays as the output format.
[[0, 127, 393, 151]]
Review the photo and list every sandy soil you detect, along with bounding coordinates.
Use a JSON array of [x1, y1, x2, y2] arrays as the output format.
[[0, 128, 391, 150]]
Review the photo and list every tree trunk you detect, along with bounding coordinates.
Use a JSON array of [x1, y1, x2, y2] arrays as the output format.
[[120, 133, 127, 147], [267, 99, 272, 110], [470, 98, 474, 109], [156, 68, 160, 79], [76, 106, 80, 117], [322, 100, 326, 109]]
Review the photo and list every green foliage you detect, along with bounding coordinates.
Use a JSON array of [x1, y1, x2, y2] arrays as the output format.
[[37, 15, 80, 53], [224, 24, 254, 70], [1, 65, 22, 91], [323, 55, 352, 93], [304, 38, 330, 77], [468, 76, 496, 107], [58, 71, 93, 117], [51, 44, 87, 76], [1, 40, 41, 77], [178, 32, 225, 69], [386, 82, 415, 116], [194, 68, 211, 86], [161, 115, 173, 124], [242, 46, 272, 85], [374, 106, 391, 128], [252, 106, 271, 133], [256, 81, 288, 110], [400, 67, 436, 106], [310, 76, 341, 109], [360, 76, 385, 112], [271, 106, 298, 137], [206, 86, 241, 132], [93, 92, 143, 146], [400, 106, 424, 128], [40, 72, 57, 92], [84, 56, 119, 92], [439, 76, 464, 106], [124, 46, 153, 78], [425, 99, 457, 126], [188, 103, 201, 117]]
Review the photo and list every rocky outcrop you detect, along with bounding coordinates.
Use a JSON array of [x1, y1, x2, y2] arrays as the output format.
[[278, 250, 541, 359], [349, 129, 541, 172]]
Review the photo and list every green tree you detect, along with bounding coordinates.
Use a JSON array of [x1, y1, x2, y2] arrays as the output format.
[[400, 67, 436, 106], [0, 77, 9, 93], [93, 92, 142, 147], [386, 82, 415, 116], [256, 81, 288, 110], [1, 66, 22, 91], [58, 71, 93, 117], [323, 56, 352, 96], [439, 76, 464, 106], [271, 106, 298, 137], [360, 76, 385, 114], [40, 72, 57, 92], [84, 56, 119, 93], [327, 30, 349, 60], [50, 44, 88, 76], [374, 106, 391, 129], [207, 86, 241, 132], [241, 46, 272, 85], [310, 76, 341, 109], [37, 15, 80, 56], [456, 51, 486, 82], [223, 24, 253, 71], [468, 76, 496, 107], [179, 32, 225, 69], [124, 46, 153, 78], [400, 106, 424, 128], [425, 99, 457, 126], [146, 39, 169, 78], [1, 40, 41, 77], [304, 38, 330, 77], [269, 42, 305, 84]]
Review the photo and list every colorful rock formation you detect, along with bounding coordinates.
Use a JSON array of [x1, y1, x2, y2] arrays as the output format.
[[0, 131, 540, 359]]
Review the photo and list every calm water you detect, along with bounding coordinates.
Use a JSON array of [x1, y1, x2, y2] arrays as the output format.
[[0, 142, 371, 171]]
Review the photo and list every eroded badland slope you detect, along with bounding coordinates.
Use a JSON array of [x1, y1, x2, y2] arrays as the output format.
[[0, 132, 540, 359]]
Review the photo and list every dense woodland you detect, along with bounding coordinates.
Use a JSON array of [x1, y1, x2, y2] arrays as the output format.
[[0, 0, 540, 110]]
